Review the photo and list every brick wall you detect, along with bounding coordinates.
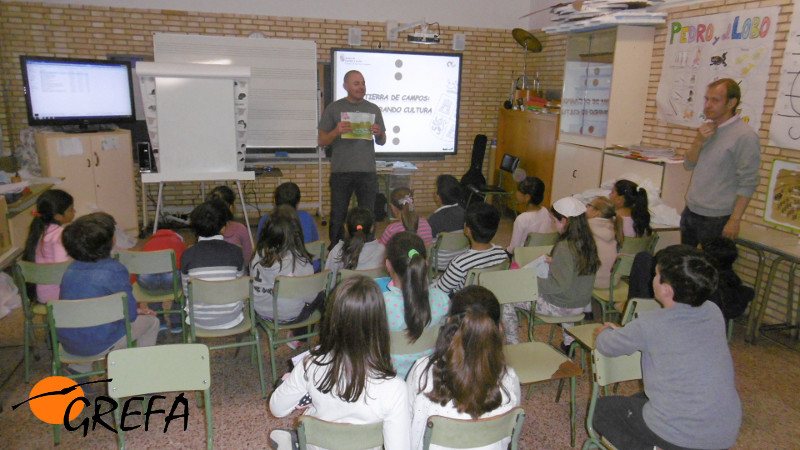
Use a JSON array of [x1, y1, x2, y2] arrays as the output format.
[[0, 1, 567, 217]]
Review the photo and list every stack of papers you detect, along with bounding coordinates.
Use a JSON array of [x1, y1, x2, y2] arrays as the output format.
[[608, 145, 682, 164]]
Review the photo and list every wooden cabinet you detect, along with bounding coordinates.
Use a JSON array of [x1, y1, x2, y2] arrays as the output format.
[[35, 130, 138, 233], [550, 142, 603, 202], [494, 109, 559, 209]]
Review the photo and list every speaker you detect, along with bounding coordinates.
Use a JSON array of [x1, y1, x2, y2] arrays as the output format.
[[348, 27, 362, 46], [453, 34, 466, 51], [137, 142, 155, 172]]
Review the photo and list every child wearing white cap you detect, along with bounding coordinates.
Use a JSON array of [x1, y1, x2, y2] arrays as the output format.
[[502, 196, 600, 350]]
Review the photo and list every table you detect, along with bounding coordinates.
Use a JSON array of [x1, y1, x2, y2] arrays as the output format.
[[735, 223, 800, 344]]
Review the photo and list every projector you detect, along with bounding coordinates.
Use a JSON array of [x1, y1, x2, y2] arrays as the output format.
[[408, 32, 440, 44]]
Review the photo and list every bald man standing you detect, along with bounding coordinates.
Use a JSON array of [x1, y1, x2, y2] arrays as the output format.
[[319, 70, 386, 248]]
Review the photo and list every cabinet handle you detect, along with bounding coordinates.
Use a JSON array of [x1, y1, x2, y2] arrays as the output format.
[[572, 169, 577, 178], [86, 158, 91, 168], [94, 152, 100, 167]]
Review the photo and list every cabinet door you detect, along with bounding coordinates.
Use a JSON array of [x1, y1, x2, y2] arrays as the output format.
[[551, 142, 602, 200], [91, 132, 138, 231], [35, 133, 98, 215]]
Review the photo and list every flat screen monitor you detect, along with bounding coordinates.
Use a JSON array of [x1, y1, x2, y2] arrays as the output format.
[[331, 48, 462, 157], [20, 55, 136, 128]]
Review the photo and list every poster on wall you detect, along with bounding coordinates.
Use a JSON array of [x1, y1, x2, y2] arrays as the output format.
[[769, 4, 800, 150], [656, 7, 779, 133], [764, 159, 800, 231]]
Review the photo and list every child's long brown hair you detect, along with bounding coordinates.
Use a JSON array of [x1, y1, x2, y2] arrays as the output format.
[[550, 208, 601, 276], [254, 205, 311, 270], [390, 187, 419, 233]]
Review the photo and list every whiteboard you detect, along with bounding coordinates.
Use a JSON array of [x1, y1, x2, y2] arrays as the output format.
[[154, 33, 318, 149]]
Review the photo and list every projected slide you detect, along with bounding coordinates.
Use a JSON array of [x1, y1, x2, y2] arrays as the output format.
[[332, 49, 462, 157]]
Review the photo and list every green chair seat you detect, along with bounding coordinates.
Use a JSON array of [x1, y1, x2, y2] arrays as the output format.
[[31, 303, 47, 315]]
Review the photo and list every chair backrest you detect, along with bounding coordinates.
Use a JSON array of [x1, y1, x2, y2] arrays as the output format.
[[390, 324, 441, 355], [514, 245, 553, 268], [524, 232, 559, 247], [619, 233, 659, 255], [592, 349, 642, 387], [338, 266, 389, 281], [464, 261, 510, 286], [477, 269, 538, 306], [422, 406, 526, 450], [499, 154, 521, 174], [305, 240, 327, 267], [49, 292, 129, 328], [115, 249, 176, 275], [297, 416, 384, 450], [107, 343, 211, 397], [620, 298, 662, 325], [188, 276, 251, 306], [274, 270, 332, 301], [14, 260, 71, 286], [610, 254, 636, 280], [432, 231, 470, 270]]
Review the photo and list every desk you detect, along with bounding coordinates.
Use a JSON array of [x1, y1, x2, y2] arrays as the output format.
[[736, 223, 800, 344]]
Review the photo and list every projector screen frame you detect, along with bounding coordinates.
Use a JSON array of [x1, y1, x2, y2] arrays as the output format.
[[330, 48, 463, 159]]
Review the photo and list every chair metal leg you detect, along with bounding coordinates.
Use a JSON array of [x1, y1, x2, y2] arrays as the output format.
[[570, 375, 577, 447], [24, 320, 32, 383], [253, 329, 267, 398]]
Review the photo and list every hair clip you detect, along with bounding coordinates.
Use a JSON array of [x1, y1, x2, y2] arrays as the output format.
[[356, 224, 363, 231], [407, 249, 420, 259], [30, 210, 41, 217]]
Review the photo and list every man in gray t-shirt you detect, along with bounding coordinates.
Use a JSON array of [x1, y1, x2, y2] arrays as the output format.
[[319, 70, 386, 247]]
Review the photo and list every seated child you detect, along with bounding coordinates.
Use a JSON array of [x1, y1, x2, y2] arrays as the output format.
[[59, 213, 159, 371], [407, 285, 520, 450], [257, 181, 320, 244], [428, 174, 466, 237], [181, 199, 245, 329], [428, 175, 468, 271], [23, 189, 75, 303], [432, 202, 510, 296], [383, 232, 449, 378], [586, 196, 618, 289], [503, 197, 599, 347], [268, 275, 410, 450], [506, 176, 552, 253], [379, 187, 434, 246], [593, 245, 742, 450], [137, 229, 187, 333], [251, 205, 316, 329], [209, 185, 252, 264], [326, 206, 386, 284], [609, 179, 652, 243]]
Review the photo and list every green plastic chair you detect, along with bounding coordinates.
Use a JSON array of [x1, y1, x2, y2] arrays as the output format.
[[390, 324, 441, 356], [187, 276, 266, 398], [524, 232, 559, 247], [464, 261, 510, 287], [108, 343, 213, 450], [337, 266, 389, 283], [305, 240, 328, 269], [478, 268, 583, 447], [582, 350, 643, 450], [429, 231, 470, 275], [12, 260, 71, 382], [591, 254, 636, 323], [422, 406, 526, 450], [618, 233, 659, 255], [257, 270, 332, 384], [513, 245, 553, 268], [116, 249, 186, 341], [296, 416, 383, 450], [47, 292, 132, 445]]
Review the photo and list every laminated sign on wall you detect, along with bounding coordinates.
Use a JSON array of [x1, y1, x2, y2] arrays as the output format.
[[656, 7, 779, 133]]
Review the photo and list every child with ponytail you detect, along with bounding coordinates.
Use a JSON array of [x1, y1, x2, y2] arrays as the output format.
[[23, 189, 75, 303], [379, 187, 434, 246], [325, 206, 386, 283], [610, 179, 652, 243], [384, 232, 449, 378]]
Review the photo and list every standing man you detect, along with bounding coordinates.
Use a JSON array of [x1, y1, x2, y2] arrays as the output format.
[[319, 70, 386, 248], [681, 78, 761, 247]]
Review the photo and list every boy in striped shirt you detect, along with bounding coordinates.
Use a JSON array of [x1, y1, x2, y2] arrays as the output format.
[[181, 199, 246, 329], [432, 202, 509, 296]]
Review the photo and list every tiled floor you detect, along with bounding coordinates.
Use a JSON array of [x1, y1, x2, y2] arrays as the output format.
[[0, 210, 798, 448]]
